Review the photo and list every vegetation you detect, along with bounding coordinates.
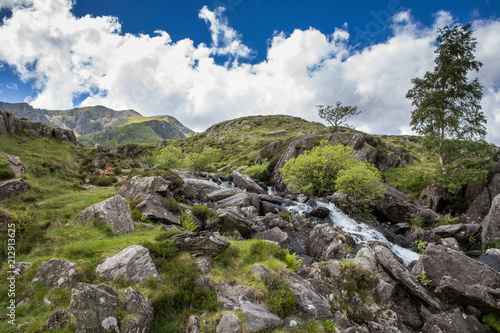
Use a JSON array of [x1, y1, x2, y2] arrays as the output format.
[[156, 146, 184, 169], [0, 155, 15, 180], [483, 313, 500, 332], [242, 160, 271, 181], [335, 163, 385, 208], [316, 102, 361, 144]]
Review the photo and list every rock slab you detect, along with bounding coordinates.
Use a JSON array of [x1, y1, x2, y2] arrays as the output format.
[[32, 258, 79, 289], [79, 195, 134, 234]]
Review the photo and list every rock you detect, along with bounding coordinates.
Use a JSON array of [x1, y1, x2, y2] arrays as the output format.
[[373, 279, 394, 307], [0, 153, 24, 176], [96, 245, 159, 284], [120, 287, 154, 333], [482, 194, 500, 243], [207, 188, 242, 201], [32, 258, 79, 289], [307, 207, 330, 219], [252, 263, 271, 281], [435, 237, 460, 251], [373, 184, 441, 224], [12, 262, 32, 275], [214, 284, 258, 310], [0, 178, 29, 200], [257, 194, 288, 205], [46, 309, 70, 330], [466, 174, 500, 223], [196, 258, 212, 274], [215, 210, 251, 238], [231, 171, 267, 194], [79, 195, 134, 234], [216, 312, 242, 333], [53, 128, 77, 142], [374, 246, 441, 311], [91, 152, 111, 169], [183, 178, 220, 201], [419, 183, 448, 212], [422, 309, 487, 333], [289, 281, 331, 320], [213, 192, 259, 212], [185, 315, 200, 333], [171, 231, 229, 257], [254, 227, 290, 248], [260, 200, 282, 215], [136, 193, 179, 225], [241, 301, 282, 333], [307, 224, 347, 260], [118, 175, 173, 201], [377, 152, 404, 171], [435, 276, 500, 314], [413, 243, 500, 289], [354, 142, 377, 164], [266, 130, 286, 137], [434, 223, 481, 242], [70, 283, 119, 333]]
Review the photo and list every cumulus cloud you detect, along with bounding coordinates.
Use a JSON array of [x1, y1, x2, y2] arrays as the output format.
[[0, 0, 499, 144]]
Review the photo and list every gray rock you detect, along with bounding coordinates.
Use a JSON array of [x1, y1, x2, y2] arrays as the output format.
[[377, 152, 405, 171], [12, 262, 32, 275], [232, 171, 267, 194], [413, 243, 500, 289], [374, 246, 441, 311], [216, 312, 242, 333], [120, 287, 154, 333], [79, 195, 134, 234], [185, 315, 199, 333], [183, 178, 220, 201], [32, 258, 79, 289], [46, 309, 69, 331], [289, 281, 331, 320], [118, 175, 173, 200], [254, 227, 289, 248], [307, 223, 347, 260], [434, 223, 481, 242], [196, 258, 212, 274], [435, 237, 460, 251], [260, 200, 282, 215], [419, 182, 448, 212], [422, 309, 487, 333], [0, 153, 24, 176], [96, 245, 159, 284], [353, 247, 377, 274], [241, 301, 282, 333], [466, 174, 500, 223], [171, 231, 229, 257], [207, 188, 242, 201], [482, 194, 500, 243], [0, 178, 29, 200], [215, 210, 251, 238], [354, 142, 377, 164], [136, 193, 179, 225], [266, 130, 286, 137], [252, 263, 271, 281], [373, 279, 394, 307], [213, 192, 259, 211], [214, 284, 258, 310], [70, 283, 119, 333]]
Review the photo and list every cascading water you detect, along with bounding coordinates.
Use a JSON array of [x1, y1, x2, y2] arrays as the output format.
[[287, 200, 419, 266], [267, 186, 278, 195]]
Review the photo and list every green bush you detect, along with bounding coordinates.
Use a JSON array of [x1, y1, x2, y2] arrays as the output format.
[[184, 148, 221, 172], [164, 198, 182, 214], [214, 244, 241, 268], [483, 313, 500, 332], [89, 175, 114, 186], [437, 217, 455, 226], [190, 204, 217, 221], [156, 146, 184, 169], [335, 163, 386, 207], [247, 240, 287, 263], [263, 274, 297, 318], [340, 261, 373, 300], [284, 251, 303, 272], [242, 161, 271, 181]]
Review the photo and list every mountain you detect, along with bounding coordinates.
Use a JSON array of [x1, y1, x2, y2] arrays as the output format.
[[0, 102, 194, 148]]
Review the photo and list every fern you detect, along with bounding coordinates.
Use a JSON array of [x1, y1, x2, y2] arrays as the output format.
[[180, 211, 198, 232]]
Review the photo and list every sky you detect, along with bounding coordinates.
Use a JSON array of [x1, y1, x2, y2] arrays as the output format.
[[0, 0, 499, 144]]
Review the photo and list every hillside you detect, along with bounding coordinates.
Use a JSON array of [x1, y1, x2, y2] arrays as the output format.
[[0, 102, 194, 148]]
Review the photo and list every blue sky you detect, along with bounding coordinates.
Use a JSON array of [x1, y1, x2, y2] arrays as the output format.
[[0, 0, 499, 143]]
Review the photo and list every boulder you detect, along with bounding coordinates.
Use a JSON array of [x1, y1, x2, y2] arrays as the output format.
[[240, 301, 281, 333], [435, 237, 460, 251], [466, 174, 500, 223], [434, 223, 481, 242], [118, 175, 173, 201], [52, 128, 77, 142], [12, 262, 32, 276], [46, 309, 70, 331], [136, 193, 179, 225], [289, 282, 331, 320], [266, 130, 286, 137], [377, 153, 404, 171], [307, 223, 347, 260], [422, 309, 487, 333], [183, 178, 220, 201], [214, 284, 258, 310], [353, 247, 377, 274], [96, 245, 159, 284], [373, 279, 394, 307], [120, 287, 154, 333], [207, 188, 242, 202], [231, 171, 267, 194], [481, 194, 500, 243], [79, 195, 134, 234], [32, 258, 79, 289], [307, 207, 331, 219], [354, 142, 377, 164], [216, 312, 242, 333], [70, 283, 119, 333], [374, 246, 441, 311], [185, 315, 200, 333], [0, 178, 29, 200], [413, 243, 500, 289], [419, 183, 448, 212], [171, 231, 229, 257], [0, 153, 24, 176], [373, 184, 441, 224], [252, 263, 271, 281], [254, 227, 290, 248], [215, 210, 251, 237]]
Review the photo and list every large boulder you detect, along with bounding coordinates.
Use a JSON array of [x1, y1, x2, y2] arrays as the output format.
[[481, 194, 500, 243], [212, 192, 260, 212], [32, 258, 79, 289], [422, 309, 487, 333], [373, 184, 441, 224], [306, 223, 347, 260], [171, 231, 230, 258], [207, 188, 242, 202], [240, 301, 282, 333], [118, 175, 173, 201], [434, 223, 481, 242], [0, 153, 25, 176], [136, 193, 179, 225], [254, 227, 289, 248], [413, 243, 500, 289], [120, 287, 154, 333], [0, 178, 29, 200], [354, 142, 377, 164], [215, 210, 251, 238], [419, 182, 448, 212], [183, 178, 220, 201], [79, 195, 134, 234], [374, 246, 441, 311], [70, 283, 120, 333], [46, 309, 70, 331], [214, 283, 259, 310], [231, 171, 267, 194], [216, 312, 242, 333], [466, 174, 500, 223], [96, 245, 159, 284]]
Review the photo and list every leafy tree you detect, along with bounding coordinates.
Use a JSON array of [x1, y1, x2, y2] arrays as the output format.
[[316, 102, 361, 144], [156, 146, 184, 169], [406, 24, 486, 164], [335, 163, 385, 208], [185, 148, 221, 172]]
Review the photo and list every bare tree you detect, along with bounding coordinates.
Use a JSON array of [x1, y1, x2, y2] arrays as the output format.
[[316, 101, 361, 144]]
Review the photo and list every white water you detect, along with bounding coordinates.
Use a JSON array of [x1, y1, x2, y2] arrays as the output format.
[[267, 186, 278, 195], [287, 200, 419, 266]]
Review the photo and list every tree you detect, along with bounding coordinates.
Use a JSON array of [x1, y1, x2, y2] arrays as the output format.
[[316, 102, 361, 144], [406, 24, 486, 164], [185, 148, 221, 172], [156, 146, 184, 169]]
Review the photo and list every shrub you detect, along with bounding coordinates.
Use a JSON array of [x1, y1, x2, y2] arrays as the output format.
[[247, 240, 286, 263], [164, 198, 182, 214], [138, 154, 157, 167], [278, 210, 293, 222], [0, 169, 15, 180], [263, 274, 297, 318], [190, 204, 217, 221], [89, 175, 114, 187], [156, 146, 184, 169], [340, 261, 373, 300], [214, 244, 241, 268], [185, 148, 221, 172], [335, 163, 386, 207], [438, 217, 455, 226], [410, 216, 423, 232], [284, 251, 303, 272], [483, 313, 500, 333], [242, 161, 271, 181]]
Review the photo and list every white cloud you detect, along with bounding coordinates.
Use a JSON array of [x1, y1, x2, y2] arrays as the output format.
[[0, 0, 499, 145], [6, 83, 17, 89]]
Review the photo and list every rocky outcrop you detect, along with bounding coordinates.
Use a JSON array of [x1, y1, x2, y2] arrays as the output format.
[[241, 301, 282, 333], [481, 194, 500, 243], [70, 283, 120, 333], [254, 227, 289, 248], [120, 287, 154, 333], [434, 223, 481, 242], [79, 195, 134, 234], [171, 231, 230, 257], [212, 192, 260, 211], [354, 142, 377, 164], [215, 210, 251, 238], [118, 175, 173, 201], [422, 309, 487, 333], [373, 184, 441, 224], [419, 183, 448, 212], [216, 312, 242, 333], [306, 223, 347, 260], [136, 193, 179, 225], [96, 245, 159, 284], [0, 178, 29, 200], [183, 178, 221, 201], [214, 284, 259, 310], [207, 188, 242, 202], [0, 153, 24, 176], [232, 171, 267, 194], [46, 309, 70, 331], [32, 258, 79, 289], [266, 130, 286, 137], [374, 246, 441, 311], [465, 174, 500, 223]]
